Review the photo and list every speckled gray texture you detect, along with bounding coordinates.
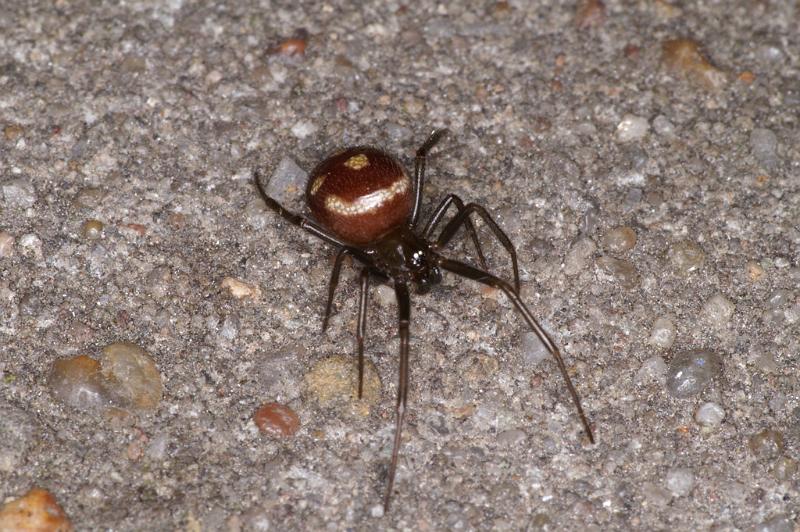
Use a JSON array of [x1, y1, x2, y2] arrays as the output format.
[[1, 1, 798, 530]]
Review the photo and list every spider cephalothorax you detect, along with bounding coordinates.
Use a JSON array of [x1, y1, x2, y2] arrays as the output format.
[[256, 130, 594, 513]]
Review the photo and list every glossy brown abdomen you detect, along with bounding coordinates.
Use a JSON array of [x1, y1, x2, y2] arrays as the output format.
[[306, 146, 412, 245]]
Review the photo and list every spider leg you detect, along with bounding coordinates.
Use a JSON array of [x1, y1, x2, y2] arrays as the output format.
[[322, 247, 353, 332], [436, 203, 521, 295], [438, 257, 594, 444], [409, 128, 449, 228], [356, 267, 370, 399], [422, 193, 489, 271], [384, 280, 411, 512], [254, 170, 349, 248]]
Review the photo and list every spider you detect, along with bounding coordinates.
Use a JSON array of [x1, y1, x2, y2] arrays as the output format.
[[255, 129, 594, 512]]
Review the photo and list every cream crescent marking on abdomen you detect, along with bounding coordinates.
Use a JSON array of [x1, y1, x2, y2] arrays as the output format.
[[324, 177, 409, 216], [309, 174, 326, 195]]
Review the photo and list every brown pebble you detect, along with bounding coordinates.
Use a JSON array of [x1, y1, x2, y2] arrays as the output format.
[[304, 355, 381, 417], [271, 29, 309, 57], [0, 487, 73, 532], [746, 261, 765, 282], [48, 355, 109, 412], [101, 342, 163, 410], [253, 402, 301, 437], [748, 429, 784, 459], [575, 0, 605, 29], [124, 223, 147, 236], [81, 219, 104, 239], [3, 123, 24, 142], [275, 38, 306, 56], [221, 277, 262, 300], [662, 38, 727, 90], [601, 226, 637, 254], [738, 71, 755, 84]]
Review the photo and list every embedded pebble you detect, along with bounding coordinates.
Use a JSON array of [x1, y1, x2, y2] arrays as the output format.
[[48, 355, 111, 412], [694, 402, 725, 427], [746, 261, 766, 282], [0, 231, 14, 257], [701, 293, 735, 328], [374, 284, 395, 308], [81, 219, 104, 239], [771, 456, 798, 481], [564, 237, 596, 276], [0, 488, 73, 531], [253, 402, 301, 437], [304, 355, 381, 417], [290, 120, 317, 139], [100, 342, 163, 410], [266, 156, 307, 201], [616, 115, 649, 143], [668, 241, 705, 275], [221, 277, 262, 300], [665, 349, 722, 398], [641, 481, 672, 506], [49, 343, 163, 413], [220, 315, 239, 340], [73, 187, 106, 208], [0, 405, 37, 472], [1, 178, 37, 208], [652, 115, 676, 137], [635, 356, 668, 385], [597, 256, 639, 288], [748, 428, 784, 459], [496, 429, 527, 446], [574, 0, 605, 29], [18, 233, 43, 259], [3, 123, 24, 141], [662, 38, 727, 90], [750, 128, 779, 168], [521, 331, 549, 366], [648, 316, 676, 349], [601, 226, 637, 254], [664, 467, 695, 497]]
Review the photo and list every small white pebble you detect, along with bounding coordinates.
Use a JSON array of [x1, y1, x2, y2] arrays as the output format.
[[18, 233, 43, 259], [374, 284, 395, 308], [291, 120, 317, 139], [616, 115, 649, 142], [521, 332, 549, 366], [564, 237, 596, 276], [695, 402, 725, 427], [648, 316, 676, 349], [665, 467, 695, 497], [370, 504, 385, 518], [702, 293, 735, 328], [0, 231, 14, 258], [652, 115, 676, 137], [635, 356, 668, 385]]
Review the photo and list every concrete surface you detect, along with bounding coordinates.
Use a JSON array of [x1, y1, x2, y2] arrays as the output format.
[[1, 1, 798, 530]]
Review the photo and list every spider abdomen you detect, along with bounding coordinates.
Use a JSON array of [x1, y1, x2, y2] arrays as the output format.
[[306, 146, 412, 245]]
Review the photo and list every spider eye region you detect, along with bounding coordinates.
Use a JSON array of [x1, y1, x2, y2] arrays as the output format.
[[306, 146, 412, 245]]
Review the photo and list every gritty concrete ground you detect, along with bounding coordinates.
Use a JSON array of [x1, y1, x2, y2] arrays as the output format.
[[1, 1, 799, 530]]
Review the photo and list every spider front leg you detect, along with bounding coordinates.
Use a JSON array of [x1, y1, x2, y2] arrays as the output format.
[[384, 280, 411, 512], [438, 257, 594, 444], [436, 202, 522, 295], [423, 193, 489, 271], [409, 128, 449, 228]]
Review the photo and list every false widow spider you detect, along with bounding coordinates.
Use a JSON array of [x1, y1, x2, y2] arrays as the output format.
[[255, 129, 594, 512]]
